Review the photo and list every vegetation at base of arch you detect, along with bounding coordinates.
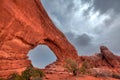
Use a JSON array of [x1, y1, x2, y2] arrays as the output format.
[[21, 65, 44, 80], [64, 58, 91, 76], [64, 58, 80, 76], [7, 65, 44, 80]]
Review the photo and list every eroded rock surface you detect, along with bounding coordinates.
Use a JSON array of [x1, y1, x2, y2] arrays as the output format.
[[80, 46, 120, 73], [0, 0, 78, 78], [100, 46, 120, 68], [0, 0, 120, 79]]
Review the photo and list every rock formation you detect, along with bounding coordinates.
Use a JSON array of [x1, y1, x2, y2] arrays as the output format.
[[1, 0, 120, 79], [44, 46, 120, 80], [80, 46, 120, 70], [0, 0, 78, 78]]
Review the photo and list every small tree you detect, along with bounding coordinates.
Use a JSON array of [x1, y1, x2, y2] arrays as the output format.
[[65, 59, 79, 76], [21, 65, 32, 80], [65, 59, 91, 76], [22, 65, 44, 80], [8, 73, 23, 80], [79, 61, 91, 75], [7, 65, 44, 80]]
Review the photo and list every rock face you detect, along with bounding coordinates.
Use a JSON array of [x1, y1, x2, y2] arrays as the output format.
[[80, 46, 120, 69], [100, 46, 120, 68], [0, 0, 78, 78]]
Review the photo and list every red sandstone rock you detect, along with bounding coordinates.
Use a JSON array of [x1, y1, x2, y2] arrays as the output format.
[[77, 46, 120, 80], [0, 0, 78, 78], [80, 46, 120, 73], [100, 46, 120, 68], [0, 0, 120, 79]]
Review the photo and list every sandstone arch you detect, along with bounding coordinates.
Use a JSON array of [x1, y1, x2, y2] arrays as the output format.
[[0, 0, 78, 78]]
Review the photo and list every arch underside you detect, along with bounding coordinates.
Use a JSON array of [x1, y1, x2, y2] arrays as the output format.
[[0, 0, 78, 78]]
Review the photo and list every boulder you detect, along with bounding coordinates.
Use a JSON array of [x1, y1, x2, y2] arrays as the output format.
[[100, 46, 120, 68]]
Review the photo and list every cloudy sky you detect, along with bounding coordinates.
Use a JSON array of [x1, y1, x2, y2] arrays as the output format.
[[29, 0, 120, 68]]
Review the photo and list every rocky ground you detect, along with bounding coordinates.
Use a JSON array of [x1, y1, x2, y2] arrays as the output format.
[[42, 46, 120, 80], [43, 63, 118, 80]]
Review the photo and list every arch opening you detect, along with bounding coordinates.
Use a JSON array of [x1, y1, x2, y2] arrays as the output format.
[[28, 45, 57, 68]]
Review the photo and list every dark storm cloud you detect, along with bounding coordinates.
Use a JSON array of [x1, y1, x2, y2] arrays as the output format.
[[93, 0, 120, 14], [65, 32, 96, 55], [41, 0, 120, 55], [75, 34, 92, 46], [41, 0, 120, 54], [65, 32, 92, 47]]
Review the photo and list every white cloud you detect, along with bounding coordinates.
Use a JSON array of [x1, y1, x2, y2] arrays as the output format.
[[44, 0, 120, 55], [41, 0, 120, 54]]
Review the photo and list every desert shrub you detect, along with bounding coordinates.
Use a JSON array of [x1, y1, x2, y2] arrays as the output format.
[[65, 59, 79, 76], [21, 66, 32, 80], [65, 59, 91, 76], [79, 65, 86, 74], [7, 65, 44, 80], [8, 73, 23, 80], [79, 61, 91, 75], [22, 65, 44, 80]]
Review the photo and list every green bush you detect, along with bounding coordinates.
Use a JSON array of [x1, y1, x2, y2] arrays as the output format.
[[65, 59, 91, 76], [7, 65, 44, 80], [65, 59, 79, 76], [22, 65, 44, 80], [8, 73, 23, 80], [21, 66, 32, 80], [79, 61, 91, 75]]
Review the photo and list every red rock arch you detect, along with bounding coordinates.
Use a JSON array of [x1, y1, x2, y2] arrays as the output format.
[[0, 0, 78, 78]]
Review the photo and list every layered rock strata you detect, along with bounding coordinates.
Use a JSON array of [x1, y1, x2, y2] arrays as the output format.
[[80, 46, 120, 70], [0, 0, 78, 78]]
